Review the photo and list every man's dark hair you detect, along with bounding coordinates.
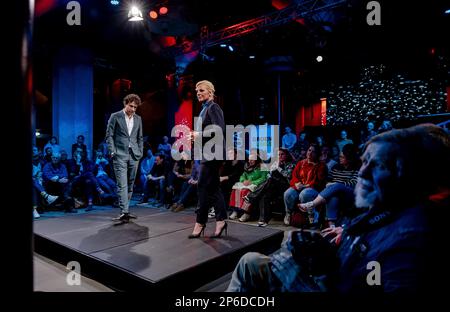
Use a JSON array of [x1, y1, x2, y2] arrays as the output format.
[[123, 94, 142, 106]]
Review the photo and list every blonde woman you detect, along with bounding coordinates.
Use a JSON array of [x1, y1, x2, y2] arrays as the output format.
[[189, 80, 228, 238]]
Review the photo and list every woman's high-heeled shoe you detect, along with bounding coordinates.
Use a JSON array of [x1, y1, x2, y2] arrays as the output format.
[[211, 221, 228, 238], [188, 224, 206, 239]]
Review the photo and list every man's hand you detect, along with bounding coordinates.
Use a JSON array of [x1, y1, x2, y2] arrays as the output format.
[[295, 182, 303, 190], [51, 176, 59, 182], [243, 180, 251, 186], [59, 177, 68, 183], [219, 176, 228, 182], [321, 226, 343, 245]]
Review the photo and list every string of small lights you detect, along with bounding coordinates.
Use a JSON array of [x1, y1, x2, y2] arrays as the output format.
[[327, 65, 447, 125]]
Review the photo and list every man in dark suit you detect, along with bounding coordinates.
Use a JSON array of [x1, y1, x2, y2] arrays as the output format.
[[106, 94, 144, 222]]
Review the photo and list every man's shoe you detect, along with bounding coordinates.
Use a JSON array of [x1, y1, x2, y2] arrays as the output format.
[[112, 213, 129, 222], [85, 204, 94, 211], [65, 208, 77, 213], [258, 221, 268, 227], [128, 213, 137, 219]]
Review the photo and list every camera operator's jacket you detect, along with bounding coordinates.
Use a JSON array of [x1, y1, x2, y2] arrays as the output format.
[[271, 201, 439, 292]]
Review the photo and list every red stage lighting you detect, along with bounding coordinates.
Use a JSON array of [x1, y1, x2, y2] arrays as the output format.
[[149, 10, 158, 19], [159, 6, 168, 15]]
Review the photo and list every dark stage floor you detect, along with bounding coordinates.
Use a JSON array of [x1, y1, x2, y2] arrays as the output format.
[[33, 205, 284, 291]]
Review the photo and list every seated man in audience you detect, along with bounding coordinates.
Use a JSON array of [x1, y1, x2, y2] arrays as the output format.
[[32, 146, 58, 218], [42, 152, 76, 213], [139, 149, 155, 196], [66, 150, 100, 211], [166, 150, 193, 201], [170, 160, 200, 212], [94, 149, 118, 205], [140, 153, 170, 207], [72, 134, 87, 159], [227, 124, 449, 293]]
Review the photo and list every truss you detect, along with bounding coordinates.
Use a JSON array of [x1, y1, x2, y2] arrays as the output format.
[[200, 0, 347, 51], [164, 0, 347, 58]]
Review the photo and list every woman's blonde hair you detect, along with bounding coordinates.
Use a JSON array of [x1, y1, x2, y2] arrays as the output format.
[[196, 80, 215, 97]]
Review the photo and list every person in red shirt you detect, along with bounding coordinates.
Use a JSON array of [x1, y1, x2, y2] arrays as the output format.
[[283, 143, 327, 226]]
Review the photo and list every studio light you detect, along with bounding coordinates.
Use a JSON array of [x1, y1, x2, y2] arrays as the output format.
[[128, 6, 143, 21], [159, 6, 168, 15], [316, 55, 323, 62], [149, 10, 158, 19]]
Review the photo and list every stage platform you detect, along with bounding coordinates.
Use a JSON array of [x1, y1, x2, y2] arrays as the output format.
[[34, 206, 284, 291]]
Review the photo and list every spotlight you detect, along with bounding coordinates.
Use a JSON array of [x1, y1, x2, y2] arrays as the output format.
[[149, 10, 158, 19], [35, 131, 41, 137], [159, 6, 168, 15], [110, 0, 120, 5], [249, 55, 255, 59], [228, 45, 234, 52], [445, 9, 450, 14], [128, 6, 143, 21], [220, 44, 227, 48], [316, 55, 323, 62]]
